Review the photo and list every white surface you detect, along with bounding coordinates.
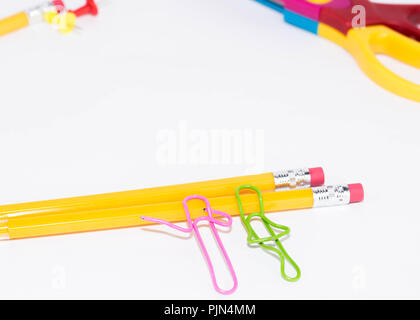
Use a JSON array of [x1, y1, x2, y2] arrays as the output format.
[[0, 0, 420, 300]]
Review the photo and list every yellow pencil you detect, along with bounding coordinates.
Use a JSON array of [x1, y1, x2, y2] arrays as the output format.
[[0, 12, 29, 37], [0, 168, 324, 218], [0, 184, 363, 240]]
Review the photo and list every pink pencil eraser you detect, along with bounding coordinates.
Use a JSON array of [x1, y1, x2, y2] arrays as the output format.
[[348, 183, 364, 203], [309, 167, 325, 187]]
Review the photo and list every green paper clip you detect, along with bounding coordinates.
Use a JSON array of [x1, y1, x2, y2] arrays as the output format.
[[235, 185, 301, 282]]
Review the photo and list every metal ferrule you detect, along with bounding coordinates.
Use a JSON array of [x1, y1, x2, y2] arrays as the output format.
[[312, 185, 351, 207], [25, 1, 62, 24], [273, 168, 311, 189]]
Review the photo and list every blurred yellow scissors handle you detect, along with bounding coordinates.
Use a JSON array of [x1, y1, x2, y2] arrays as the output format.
[[319, 23, 420, 102]]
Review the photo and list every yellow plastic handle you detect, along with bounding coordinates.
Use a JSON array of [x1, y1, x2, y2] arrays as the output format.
[[0, 12, 29, 36], [319, 23, 420, 103]]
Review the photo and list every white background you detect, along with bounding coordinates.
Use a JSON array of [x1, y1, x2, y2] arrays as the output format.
[[0, 0, 419, 299]]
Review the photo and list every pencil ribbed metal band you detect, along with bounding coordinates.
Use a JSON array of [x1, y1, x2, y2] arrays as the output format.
[[273, 168, 311, 189], [25, 2, 57, 24], [312, 185, 351, 207]]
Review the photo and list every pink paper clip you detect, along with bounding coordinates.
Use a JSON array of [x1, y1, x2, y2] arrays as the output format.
[[141, 195, 238, 295]]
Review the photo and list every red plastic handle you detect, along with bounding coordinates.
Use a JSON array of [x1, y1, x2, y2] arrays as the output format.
[[320, 0, 420, 41]]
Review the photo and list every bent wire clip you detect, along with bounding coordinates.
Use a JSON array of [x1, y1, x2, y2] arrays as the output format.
[[254, 0, 420, 103], [235, 185, 301, 282], [141, 195, 238, 295], [0, 0, 99, 36]]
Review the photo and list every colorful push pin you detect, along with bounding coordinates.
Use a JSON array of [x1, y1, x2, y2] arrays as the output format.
[[53, 12, 77, 34], [44, 9, 77, 34], [44, 0, 100, 34], [52, 0, 66, 12], [71, 0, 99, 18]]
